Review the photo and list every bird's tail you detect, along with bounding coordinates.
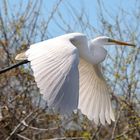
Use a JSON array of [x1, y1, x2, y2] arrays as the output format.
[[15, 52, 27, 60]]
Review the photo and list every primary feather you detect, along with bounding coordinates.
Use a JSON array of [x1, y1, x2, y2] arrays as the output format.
[[78, 58, 115, 124], [26, 37, 79, 114]]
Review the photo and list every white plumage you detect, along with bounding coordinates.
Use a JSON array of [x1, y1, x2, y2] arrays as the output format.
[[26, 37, 79, 114], [78, 59, 114, 124], [15, 32, 135, 125]]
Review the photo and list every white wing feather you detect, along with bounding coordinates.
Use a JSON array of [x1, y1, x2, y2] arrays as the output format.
[[78, 58, 115, 125], [26, 40, 79, 114]]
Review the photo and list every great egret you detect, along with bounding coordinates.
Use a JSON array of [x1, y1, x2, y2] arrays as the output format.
[[15, 33, 135, 125]]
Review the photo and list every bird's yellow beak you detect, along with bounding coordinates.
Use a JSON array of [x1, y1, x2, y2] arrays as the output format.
[[108, 38, 135, 47]]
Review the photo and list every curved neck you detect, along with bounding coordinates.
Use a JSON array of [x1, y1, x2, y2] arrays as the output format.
[[71, 39, 94, 64], [88, 43, 107, 64], [78, 44, 93, 63]]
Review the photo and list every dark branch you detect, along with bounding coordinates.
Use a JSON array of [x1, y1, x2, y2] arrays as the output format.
[[0, 60, 29, 74]]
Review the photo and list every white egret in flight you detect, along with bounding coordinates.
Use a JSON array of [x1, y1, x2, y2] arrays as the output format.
[[15, 33, 135, 125]]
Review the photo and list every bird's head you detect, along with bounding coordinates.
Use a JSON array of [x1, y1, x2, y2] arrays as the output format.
[[91, 36, 135, 47], [89, 36, 135, 64]]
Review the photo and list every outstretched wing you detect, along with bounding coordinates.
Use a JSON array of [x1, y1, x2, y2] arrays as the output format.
[[78, 58, 115, 125], [26, 40, 79, 114]]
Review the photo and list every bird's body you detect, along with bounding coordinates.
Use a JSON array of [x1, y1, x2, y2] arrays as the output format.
[[15, 32, 135, 125]]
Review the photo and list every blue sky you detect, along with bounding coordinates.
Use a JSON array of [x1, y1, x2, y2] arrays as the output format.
[[1, 0, 136, 37], [41, 0, 135, 35]]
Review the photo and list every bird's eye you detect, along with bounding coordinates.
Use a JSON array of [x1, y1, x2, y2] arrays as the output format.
[[108, 38, 112, 42]]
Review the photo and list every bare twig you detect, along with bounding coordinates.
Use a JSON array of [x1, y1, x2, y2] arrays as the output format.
[[17, 134, 31, 140], [6, 111, 34, 140], [47, 137, 86, 140], [112, 127, 136, 140]]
